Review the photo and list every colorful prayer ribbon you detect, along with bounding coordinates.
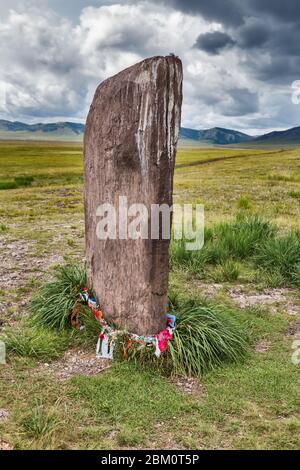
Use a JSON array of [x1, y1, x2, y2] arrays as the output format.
[[79, 287, 176, 359]]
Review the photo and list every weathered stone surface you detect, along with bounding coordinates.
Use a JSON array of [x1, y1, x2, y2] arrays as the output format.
[[84, 55, 182, 335]]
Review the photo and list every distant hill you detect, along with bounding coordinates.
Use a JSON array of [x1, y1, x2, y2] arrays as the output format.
[[0, 119, 254, 145], [1, 119, 300, 146], [0, 120, 84, 141], [179, 127, 253, 145], [254, 126, 300, 145]]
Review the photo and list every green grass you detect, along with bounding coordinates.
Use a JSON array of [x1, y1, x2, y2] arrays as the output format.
[[171, 214, 279, 282], [115, 296, 248, 377], [30, 263, 87, 329], [237, 195, 251, 210], [258, 268, 286, 288], [3, 323, 71, 361], [1, 141, 299, 450], [0, 175, 34, 190], [0, 223, 8, 232], [211, 260, 241, 282], [70, 363, 196, 446], [289, 190, 300, 199], [211, 215, 276, 260], [168, 300, 248, 376], [171, 214, 300, 287], [255, 233, 300, 286], [22, 400, 60, 440], [0, 181, 18, 190], [174, 147, 300, 229]]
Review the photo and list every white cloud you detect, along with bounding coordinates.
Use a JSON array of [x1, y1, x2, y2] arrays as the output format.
[[0, 1, 298, 134], [0, 8, 86, 120], [0, 2, 209, 123]]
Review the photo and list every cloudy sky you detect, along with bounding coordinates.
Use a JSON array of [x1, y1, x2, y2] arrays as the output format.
[[0, 0, 300, 134]]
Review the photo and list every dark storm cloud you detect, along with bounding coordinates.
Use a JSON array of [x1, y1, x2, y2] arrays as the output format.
[[249, 0, 300, 23], [161, 0, 244, 25], [177, 0, 300, 86], [163, 0, 300, 25], [237, 21, 270, 48], [194, 31, 236, 55], [162, 0, 300, 86], [221, 88, 259, 116], [270, 26, 300, 56], [251, 56, 300, 84]]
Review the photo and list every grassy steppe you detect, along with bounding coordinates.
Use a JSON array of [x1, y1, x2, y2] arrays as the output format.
[[0, 141, 299, 450]]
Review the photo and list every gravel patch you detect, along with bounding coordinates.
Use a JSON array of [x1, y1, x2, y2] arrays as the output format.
[[40, 349, 112, 380], [255, 340, 271, 353], [0, 440, 13, 450], [173, 376, 203, 396], [0, 409, 9, 421], [229, 286, 299, 315]]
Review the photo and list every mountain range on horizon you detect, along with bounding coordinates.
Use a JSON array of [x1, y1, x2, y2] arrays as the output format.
[[1, 119, 300, 146]]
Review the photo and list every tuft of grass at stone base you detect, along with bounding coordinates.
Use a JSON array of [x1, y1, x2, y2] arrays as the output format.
[[2, 323, 71, 361]]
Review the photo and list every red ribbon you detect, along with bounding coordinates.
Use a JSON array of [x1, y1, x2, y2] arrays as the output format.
[[157, 329, 173, 353]]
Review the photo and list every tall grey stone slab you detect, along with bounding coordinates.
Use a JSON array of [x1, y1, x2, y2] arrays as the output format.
[[84, 55, 182, 335]]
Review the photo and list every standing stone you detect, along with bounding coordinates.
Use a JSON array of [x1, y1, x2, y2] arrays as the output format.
[[84, 55, 183, 335]]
